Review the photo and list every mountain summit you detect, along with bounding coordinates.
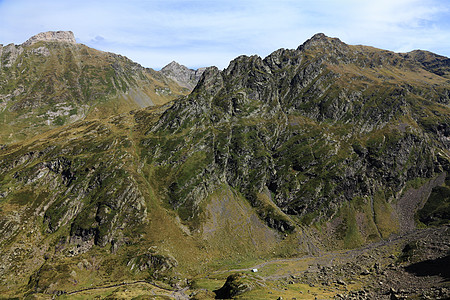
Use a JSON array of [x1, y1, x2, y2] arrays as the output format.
[[161, 61, 206, 90], [22, 30, 77, 46]]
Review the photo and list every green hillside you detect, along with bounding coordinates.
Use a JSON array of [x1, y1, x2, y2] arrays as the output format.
[[0, 32, 188, 144]]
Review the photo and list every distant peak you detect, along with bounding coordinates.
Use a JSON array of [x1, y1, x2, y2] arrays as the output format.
[[161, 61, 189, 72], [311, 33, 328, 40], [167, 61, 181, 67], [160, 61, 206, 90], [23, 31, 76, 46], [298, 33, 345, 51]]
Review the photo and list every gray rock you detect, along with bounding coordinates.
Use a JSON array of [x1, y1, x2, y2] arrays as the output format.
[[22, 31, 76, 46], [337, 279, 346, 285], [160, 61, 206, 90], [361, 269, 370, 275]]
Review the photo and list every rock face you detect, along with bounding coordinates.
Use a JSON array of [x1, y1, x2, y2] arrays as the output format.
[[146, 33, 450, 239], [214, 273, 258, 298], [160, 61, 206, 90], [22, 31, 77, 46]]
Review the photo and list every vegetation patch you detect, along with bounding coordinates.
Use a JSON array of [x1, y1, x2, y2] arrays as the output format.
[[417, 178, 450, 226]]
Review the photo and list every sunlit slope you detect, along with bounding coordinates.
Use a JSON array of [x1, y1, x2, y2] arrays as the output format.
[[0, 33, 189, 144]]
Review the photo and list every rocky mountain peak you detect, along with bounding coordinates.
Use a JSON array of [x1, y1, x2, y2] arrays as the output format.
[[298, 32, 346, 52], [22, 31, 76, 46], [309, 32, 328, 41], [160, 61, 206, 90], [403, 50, 450, 78], [162, 60, 183, 70]]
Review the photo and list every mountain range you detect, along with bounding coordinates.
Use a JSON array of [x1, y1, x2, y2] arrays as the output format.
[[0, 31, 449, 299], [0, 31, 197, 144]]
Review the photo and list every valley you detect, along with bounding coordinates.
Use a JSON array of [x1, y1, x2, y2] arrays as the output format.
[[44, 225, 449, 299]]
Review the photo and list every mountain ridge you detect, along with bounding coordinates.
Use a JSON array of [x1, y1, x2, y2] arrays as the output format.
[[161, 60, 207, 90], [0, 31, 197, 144], [151, 32, 449, 232], [0, 33, 449, 299]]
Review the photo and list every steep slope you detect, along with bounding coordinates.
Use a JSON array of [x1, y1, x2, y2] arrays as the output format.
[[0, 31, 189, 144], [147, 33, 450, 245], [0, 105, 302, 297], [0, 33, 449, 298]]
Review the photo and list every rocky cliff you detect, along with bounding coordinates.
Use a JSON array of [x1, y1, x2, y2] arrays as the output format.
[[22, 31, 77, 46], [148, 33, 449, 239]]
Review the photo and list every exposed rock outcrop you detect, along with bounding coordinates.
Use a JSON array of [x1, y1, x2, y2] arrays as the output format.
[[214, 273, 260, 298], [160, 61, 206, 90], [145, 34, 450, 238], [22, 30, 77, 46]]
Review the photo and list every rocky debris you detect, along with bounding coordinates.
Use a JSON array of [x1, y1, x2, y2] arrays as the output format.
[[395, 172, 446, 233], [335, 290, 371, 299], [127, 253, 178, 277], [22, 31, 76, 46], [295, 226, 450, 299], [160, 61, 206, 90]]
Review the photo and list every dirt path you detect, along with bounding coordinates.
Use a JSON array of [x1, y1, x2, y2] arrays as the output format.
[[66, 280, 190, 299]]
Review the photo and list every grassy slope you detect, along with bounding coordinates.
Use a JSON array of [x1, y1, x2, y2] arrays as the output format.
[[0, 107, 307, 298], [0, 41, 188, 144]]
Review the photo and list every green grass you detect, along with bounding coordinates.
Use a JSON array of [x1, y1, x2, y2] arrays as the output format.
[[339, 202, 364, 248], [373, 191, 398, 238]]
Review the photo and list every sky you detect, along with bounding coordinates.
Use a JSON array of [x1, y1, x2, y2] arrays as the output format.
[[0, 0, 449, 70]]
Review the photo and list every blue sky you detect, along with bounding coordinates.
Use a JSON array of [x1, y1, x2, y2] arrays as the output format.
[[0, 0, 449, 70]]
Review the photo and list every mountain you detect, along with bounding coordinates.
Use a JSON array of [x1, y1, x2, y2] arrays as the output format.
[[161, 61, 207, 90], [0, 31, 191, 144], [0, 33, 449, 299], [154, 33, 449, 234]]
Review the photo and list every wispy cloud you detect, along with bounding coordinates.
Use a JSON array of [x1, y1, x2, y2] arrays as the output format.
[[0, 0, 449, 69]]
